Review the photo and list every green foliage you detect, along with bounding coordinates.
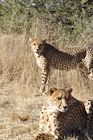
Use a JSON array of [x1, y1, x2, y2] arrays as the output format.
[[0, 0, 93, 40]]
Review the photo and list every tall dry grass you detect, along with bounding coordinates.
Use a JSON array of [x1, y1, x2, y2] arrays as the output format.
[[0, 34, 93, 139]]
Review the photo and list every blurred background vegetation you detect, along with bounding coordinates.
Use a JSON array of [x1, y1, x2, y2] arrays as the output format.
[[0, 0, 93, 41]]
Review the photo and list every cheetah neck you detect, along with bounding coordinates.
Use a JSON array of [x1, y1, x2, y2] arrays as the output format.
[[34, 52, 41, 58], [47, 102, 61, 113]]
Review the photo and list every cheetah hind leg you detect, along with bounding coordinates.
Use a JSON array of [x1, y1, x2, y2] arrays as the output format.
[[88, 68, 93, 81], [81, 58, 93, 81]]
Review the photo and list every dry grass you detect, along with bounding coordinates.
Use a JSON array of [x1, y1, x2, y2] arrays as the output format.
[[0, 34, 93, 140]]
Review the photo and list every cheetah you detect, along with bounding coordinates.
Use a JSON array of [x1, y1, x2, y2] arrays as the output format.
[[35, 87, 88, 140], [29, 37, 93, 94], [84, 100, 93, 139]]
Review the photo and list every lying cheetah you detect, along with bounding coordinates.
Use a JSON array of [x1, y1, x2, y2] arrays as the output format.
[[29, 37, 93, 94], [84, 100, 93, 139], [35, 87, 88, 140]]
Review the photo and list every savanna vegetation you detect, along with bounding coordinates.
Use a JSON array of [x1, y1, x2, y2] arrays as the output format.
[[0, 0, 93, 139]]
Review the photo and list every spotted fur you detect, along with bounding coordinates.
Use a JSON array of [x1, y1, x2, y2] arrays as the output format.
[[35, 133, 54, 140], [29, 38, 93, 93], [35, 87, 88, 140], [83, 47, 93, 80]]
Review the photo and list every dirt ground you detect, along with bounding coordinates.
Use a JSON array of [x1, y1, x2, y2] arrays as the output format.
[[0, 81, 46, 140]]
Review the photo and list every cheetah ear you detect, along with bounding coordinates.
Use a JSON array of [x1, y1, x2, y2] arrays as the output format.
[[49, 87, 57, 95], [67, 88, 73, 95], [42, 39, 46, 44]]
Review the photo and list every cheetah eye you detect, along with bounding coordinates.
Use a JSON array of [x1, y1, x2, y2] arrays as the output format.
[[33, 43, 36, 45], [87, 102, 91, 105], [39, 44, 42, 47], [57, 97, 62, 101]]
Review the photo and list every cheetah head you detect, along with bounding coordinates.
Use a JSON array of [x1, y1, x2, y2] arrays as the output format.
[[29, 37, 46, 55], [84, 100, 93, 114], [47, 87, 73, 113]]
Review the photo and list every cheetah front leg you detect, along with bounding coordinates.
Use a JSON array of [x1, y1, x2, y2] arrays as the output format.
[[40, 67, 49, 94]]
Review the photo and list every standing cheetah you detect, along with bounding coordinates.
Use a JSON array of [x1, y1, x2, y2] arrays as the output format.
[[29, 37, 93, 93], [35, 87, 88, 140], [84, 100, 93, 139]]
